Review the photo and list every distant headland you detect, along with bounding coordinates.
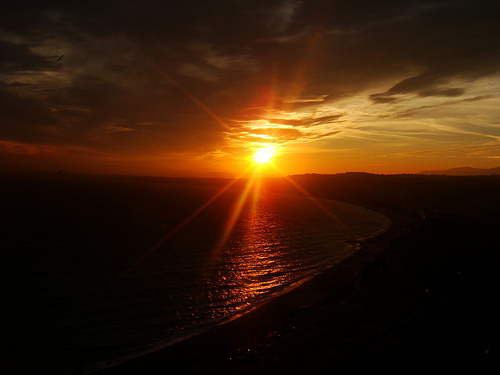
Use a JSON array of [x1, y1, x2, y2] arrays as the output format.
[[418, 166, 500, 176]]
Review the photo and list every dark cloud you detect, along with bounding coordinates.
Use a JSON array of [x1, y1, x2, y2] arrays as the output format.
[[370, 95, 399, 104], [370, 86, 465, 103], [364, 1, 500, 100], [462, 94, 497, 103], [419, 88, 465, 98], [0, 40, 53, 73], [311, 130, 341, 139], [0, 88, 58, 142], [393, 94, 497, 118], [267, 114, 343, 127]]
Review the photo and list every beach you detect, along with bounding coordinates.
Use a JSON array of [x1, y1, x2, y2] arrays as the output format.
[[95, 174, 500, 374]]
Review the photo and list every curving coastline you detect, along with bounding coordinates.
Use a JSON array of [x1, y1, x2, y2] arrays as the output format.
[[92, 207, 404, 375], [4, 174, 500, 374], [90, 173, 500, 374]]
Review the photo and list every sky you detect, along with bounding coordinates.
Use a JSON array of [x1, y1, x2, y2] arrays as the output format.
[[2, 0, 500, 177]]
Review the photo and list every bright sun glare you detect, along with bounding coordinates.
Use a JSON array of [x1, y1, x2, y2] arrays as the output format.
[[252, 146, 276, 165]]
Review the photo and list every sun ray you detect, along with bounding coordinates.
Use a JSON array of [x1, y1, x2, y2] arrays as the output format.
[[78, 165, 255, 311], [123, 36, 232, 132], [268, 163, 355, 235], [216, 169, 260, 250]]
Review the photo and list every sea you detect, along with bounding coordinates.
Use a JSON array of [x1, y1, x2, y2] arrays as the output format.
[[0, 174, 390, 374]]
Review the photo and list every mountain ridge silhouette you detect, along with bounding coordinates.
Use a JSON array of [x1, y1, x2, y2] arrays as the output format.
[[418, 166, 500, 176]]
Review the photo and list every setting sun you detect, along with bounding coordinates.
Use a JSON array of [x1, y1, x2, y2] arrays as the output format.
[[252, 146, 276, 165]]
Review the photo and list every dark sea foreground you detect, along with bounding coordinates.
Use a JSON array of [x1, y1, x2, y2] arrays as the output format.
[[95, 173, 500, 375], [0, 173, 390, 374]]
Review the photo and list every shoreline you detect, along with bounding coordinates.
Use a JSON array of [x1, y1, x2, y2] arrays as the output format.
[[93, 206, 407, 375], [86, 185, 500, 374]]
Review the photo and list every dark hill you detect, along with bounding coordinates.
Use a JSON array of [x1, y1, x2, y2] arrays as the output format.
[[418, 166, 500, 176]]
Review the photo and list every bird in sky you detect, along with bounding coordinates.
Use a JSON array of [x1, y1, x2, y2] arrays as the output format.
[[56, 55, 64, 62]]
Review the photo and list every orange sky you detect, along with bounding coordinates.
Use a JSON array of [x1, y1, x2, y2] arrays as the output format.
[[2, 1, 500, 176]]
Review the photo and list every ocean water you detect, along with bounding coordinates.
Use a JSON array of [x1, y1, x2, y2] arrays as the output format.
[[0, 174, 390, 374]]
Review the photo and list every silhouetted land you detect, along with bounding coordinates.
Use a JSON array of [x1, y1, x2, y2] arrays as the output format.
[[76, 173, 500, 374], [418, 166, 500, 176]]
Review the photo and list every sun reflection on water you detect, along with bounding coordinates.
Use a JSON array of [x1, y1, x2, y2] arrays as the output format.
[[209, 186, 300, 313]]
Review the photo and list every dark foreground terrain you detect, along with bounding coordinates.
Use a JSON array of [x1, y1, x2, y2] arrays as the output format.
[[91, 173, 499, 374]]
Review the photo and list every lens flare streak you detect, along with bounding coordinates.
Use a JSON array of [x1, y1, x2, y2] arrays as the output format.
[[81, 166, 254, 310], [216, 170, 260, 250]]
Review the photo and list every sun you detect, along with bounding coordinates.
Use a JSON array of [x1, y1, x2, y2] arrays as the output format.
[[252, 146, 276, 165]]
